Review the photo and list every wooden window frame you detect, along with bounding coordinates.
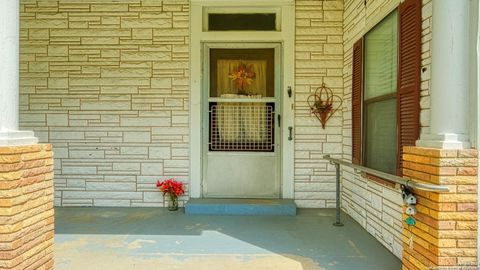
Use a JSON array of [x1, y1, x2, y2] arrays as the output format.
[[352, 0, 421, 179]]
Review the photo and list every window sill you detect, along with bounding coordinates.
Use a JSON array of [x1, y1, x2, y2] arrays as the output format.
[[362, 172, 396, 189]]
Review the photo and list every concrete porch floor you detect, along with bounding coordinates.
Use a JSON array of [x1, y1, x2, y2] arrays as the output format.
[[54, 207, 401, 270]]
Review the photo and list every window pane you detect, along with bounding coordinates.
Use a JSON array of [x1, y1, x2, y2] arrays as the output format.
[[365, 98, 397, 174], [364, 11, 398, 100], [208, 14, 276, 31], [209, 49, 275, 98]]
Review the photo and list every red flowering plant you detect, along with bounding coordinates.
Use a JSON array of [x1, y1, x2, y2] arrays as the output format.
[[156, 178, 184, 210]]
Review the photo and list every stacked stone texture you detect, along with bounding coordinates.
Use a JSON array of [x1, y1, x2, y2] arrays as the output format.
[[19, 0, 190, 207], [419, 0, 432, 133], [294, 0, 344, 208], [18, 0, 349, 209], [0, 144, 54, 269], [402, 146, 478, 269]]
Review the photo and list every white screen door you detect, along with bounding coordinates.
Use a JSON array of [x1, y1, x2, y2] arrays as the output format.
[[202, 43, 281, 198]]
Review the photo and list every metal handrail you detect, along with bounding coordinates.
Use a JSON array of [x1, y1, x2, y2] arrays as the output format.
[[323, 154, 450, 227], [324, 155, 450, 192]]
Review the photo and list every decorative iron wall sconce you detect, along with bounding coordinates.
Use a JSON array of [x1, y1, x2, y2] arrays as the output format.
[[307, 83, 343, 129]]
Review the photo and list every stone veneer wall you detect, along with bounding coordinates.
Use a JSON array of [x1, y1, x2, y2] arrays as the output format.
[[341, 0, 432, 259], [402, 147, 478, 269], [19, 0, 190, 207], [0, 144, 54, 269], [294, 0, 344, 208], [418, 0, 432, 134], [19, 0, 347, 208]]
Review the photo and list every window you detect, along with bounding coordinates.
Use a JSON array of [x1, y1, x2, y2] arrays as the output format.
[[203, 7, 281, 31], [208, 49, 276, 152], [352, 0, 421, 176], [209, 49, 275, 98], [208, 13, 276, 31], [364, 11, 398, 174]]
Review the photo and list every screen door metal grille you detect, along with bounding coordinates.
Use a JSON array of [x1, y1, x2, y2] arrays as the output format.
[[209, 103, 274, 151]]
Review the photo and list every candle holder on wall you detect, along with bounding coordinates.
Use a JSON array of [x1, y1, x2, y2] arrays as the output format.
[[307, 83, 343, 129]]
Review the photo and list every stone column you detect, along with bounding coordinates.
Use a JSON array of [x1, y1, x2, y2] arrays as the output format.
[[416, 0, 471, 149], [0, 0, 37, 146]]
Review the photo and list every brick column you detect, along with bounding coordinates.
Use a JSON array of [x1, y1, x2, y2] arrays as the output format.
[[402, 146, 478, 269], [0, 144, 54, 269]]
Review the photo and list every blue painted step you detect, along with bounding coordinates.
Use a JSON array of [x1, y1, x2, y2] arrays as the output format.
[[185, 198, 296, 216]]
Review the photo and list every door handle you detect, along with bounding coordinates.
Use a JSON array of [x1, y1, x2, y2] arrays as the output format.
[[277, 114, 281, 127], [288, 126, 293, 141]]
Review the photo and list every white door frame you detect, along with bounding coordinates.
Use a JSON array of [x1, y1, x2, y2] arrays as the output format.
[[190, 0, 295, 199]]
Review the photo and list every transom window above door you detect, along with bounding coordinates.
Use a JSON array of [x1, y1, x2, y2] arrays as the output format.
[[208, 13, 276, 31], [203, 7, 281, 31]]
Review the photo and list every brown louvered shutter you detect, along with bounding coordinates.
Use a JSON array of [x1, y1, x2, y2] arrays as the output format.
[[397, 0, 421, 175], [352, 38, 363, 165]]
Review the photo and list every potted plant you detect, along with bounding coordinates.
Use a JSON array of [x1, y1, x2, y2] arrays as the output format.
[[156, 178, 185, 211]]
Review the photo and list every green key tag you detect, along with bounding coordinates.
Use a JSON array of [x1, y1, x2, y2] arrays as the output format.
[[405, 216, 416, 226]]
